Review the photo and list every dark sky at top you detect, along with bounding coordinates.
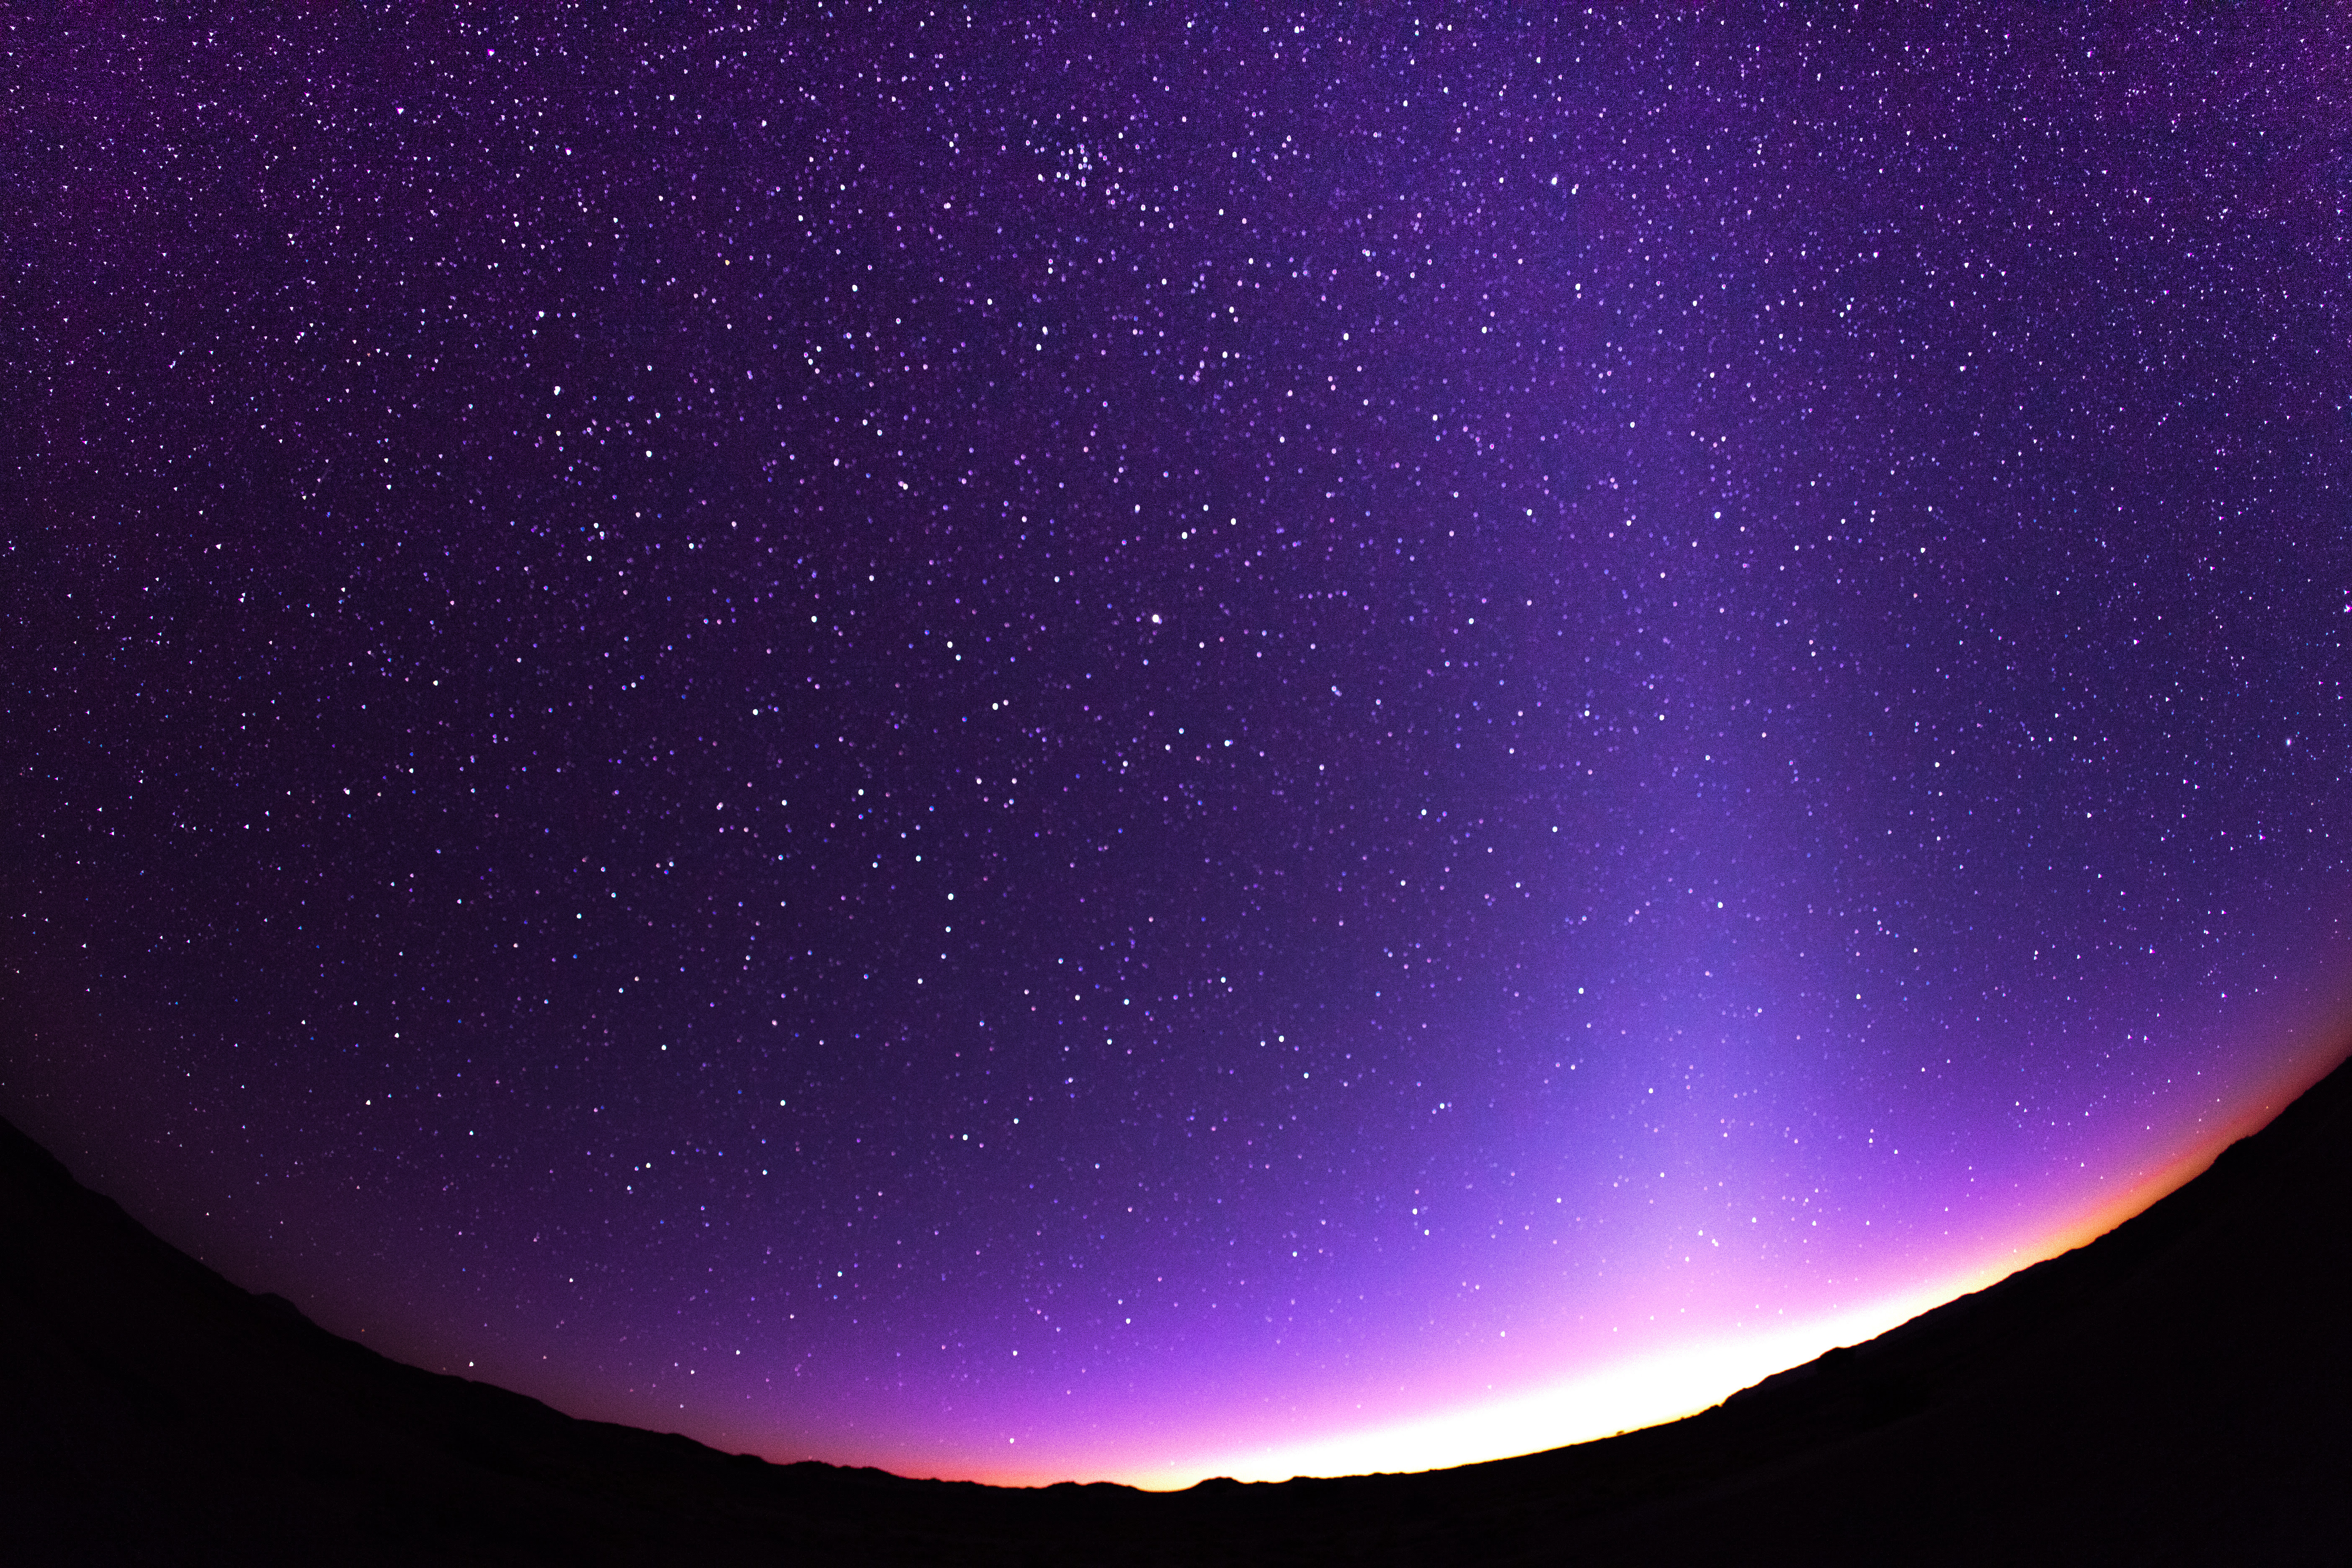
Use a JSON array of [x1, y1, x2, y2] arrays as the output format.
[[5, 2, 2348, 1483]]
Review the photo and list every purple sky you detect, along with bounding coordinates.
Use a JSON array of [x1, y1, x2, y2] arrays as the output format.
[[7, 3, 2349, 1485]]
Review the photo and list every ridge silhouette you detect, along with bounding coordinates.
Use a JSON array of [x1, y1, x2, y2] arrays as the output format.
[[5, 1049, 2346, 1563]]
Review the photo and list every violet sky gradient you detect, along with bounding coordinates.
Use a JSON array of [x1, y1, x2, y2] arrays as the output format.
[[6, 3, 2349, 1486]]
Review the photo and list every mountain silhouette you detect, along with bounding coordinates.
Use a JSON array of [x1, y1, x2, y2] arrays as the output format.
[[5, 1050, 2346, 1564]]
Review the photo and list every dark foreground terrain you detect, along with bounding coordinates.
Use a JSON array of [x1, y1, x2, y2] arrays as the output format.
[[5, 1052, 2347, 1565]]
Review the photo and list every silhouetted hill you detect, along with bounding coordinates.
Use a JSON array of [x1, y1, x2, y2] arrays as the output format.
[[5, 1052, 2347, 1563]]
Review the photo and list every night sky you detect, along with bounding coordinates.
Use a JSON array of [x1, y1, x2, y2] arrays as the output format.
[[7, 3, 2350, 1487]]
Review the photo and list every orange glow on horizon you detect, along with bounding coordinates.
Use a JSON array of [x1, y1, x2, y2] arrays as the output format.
[[761, 1024, 2352, 1493]]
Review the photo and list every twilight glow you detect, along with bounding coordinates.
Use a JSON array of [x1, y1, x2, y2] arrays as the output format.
[[7, 4, 2349, 1491]]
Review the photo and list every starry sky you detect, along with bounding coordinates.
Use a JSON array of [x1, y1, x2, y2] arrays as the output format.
[[6, 3, 2350, 1488]]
